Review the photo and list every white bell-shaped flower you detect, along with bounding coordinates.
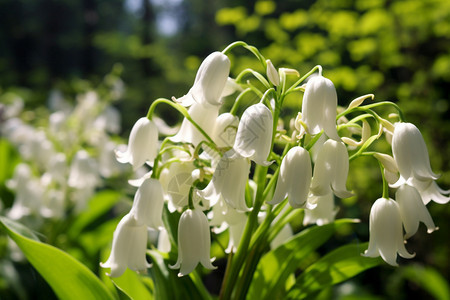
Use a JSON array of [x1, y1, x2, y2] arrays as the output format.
[[310, 139, 353, 198], [363, 197, 415, 266], [267, 146, 313, 208], [169, 208, 216, 277], [129, 177, 164, 230], [116, 117, 158, 170], [233, 103, 273, 166], [391, 122, 449, 204], [301, 75, 340, 141], [303, 193, 338, 226], [392, 122, 439, 185], [198, 150, 250, 212], [177, 52, 230, 107], [101, 214, 150, 277], [396, 184, 438, 239]]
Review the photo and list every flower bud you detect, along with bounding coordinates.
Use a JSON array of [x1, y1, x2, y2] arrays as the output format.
[[266, 59, 280, 86]]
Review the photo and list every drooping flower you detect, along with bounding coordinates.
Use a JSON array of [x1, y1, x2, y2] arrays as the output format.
[[391, 122, 449, 204], [392, 122, 438, 184], [116, 117, 158, 170], [101, 214, 150, 277], [268, 146, 313, 208], [363, 197, 415, 266], [129, 177, 165, 230], [233, 103, 273, 166], [301, 75, 340, 141], [396, 184, 438, 239], [310, 139, 353, 199], [177, 52, 231, 107], [303, 193, 338, 226], [198, 150, 250, 211], [169, 208, 216, 277]]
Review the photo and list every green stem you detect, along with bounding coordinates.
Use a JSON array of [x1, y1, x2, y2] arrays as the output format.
[[222, 41, 266, 68], [146, 98, 215, 145], [285, 65, 322, 95], [230, 88, 254, 115], [379, 161, 389, 199]]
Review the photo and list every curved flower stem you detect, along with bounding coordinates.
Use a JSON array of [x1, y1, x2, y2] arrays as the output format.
[[378, 161, 390, 199], [285, 65, 322, 95], [222, 41, 266, 69], [146, 98, 215, 145], [235, 69, 271, 89], [230, 88, 254, 115], [338, 101, 405, 122]]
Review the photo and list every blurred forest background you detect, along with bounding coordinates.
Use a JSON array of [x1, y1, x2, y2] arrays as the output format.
[[1, 0, 450, 299]]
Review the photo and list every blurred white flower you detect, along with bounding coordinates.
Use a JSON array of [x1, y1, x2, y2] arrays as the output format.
[[363, 197, 415, 266], [301, 75, 340, 141], [198, 150, 250, 212], [68, 150, 100, 189], [101, 214, 150, 277], [157, 228, 171, 253], [7, 164, 45, 220], [310, 139, 353, 199], [233, 103, 273, 166], [268, 146, 313, 208], [116, 117, 159, 170], [169, 208, 216, 277], [396, 184, 438, 239]]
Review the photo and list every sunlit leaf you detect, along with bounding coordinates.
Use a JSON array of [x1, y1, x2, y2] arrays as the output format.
[[0, 216, 115, 300], [287, 242, 382, 299], [248, 218, 360, 299], [112, 268, 153, 300]]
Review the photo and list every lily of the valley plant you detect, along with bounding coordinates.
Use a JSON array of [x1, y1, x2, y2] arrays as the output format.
[[101, 42, 448, 299]]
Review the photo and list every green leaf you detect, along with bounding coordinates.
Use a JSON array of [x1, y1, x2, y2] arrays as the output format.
[[401, 265, 450, 300], [248, 218, 360, 300], [287, 242, 383, 299], [112, 269, 153, 300], [0, 216, 115, 300]]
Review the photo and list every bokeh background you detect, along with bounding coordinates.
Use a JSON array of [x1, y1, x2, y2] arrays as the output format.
[[1, 0, 449, 299]]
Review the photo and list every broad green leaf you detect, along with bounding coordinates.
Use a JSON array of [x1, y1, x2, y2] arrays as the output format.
[[287, 242, 382, 299], [401, 265, 450, 300], [112, 269, 153, 300], [248, 218, 359, 300], [0, 216, 115, 300], [0, 138, 19, 185]]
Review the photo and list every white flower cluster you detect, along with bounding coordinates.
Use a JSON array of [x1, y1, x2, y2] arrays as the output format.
[[1, 89, 125, 226], [101, 46, 448, 278]]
